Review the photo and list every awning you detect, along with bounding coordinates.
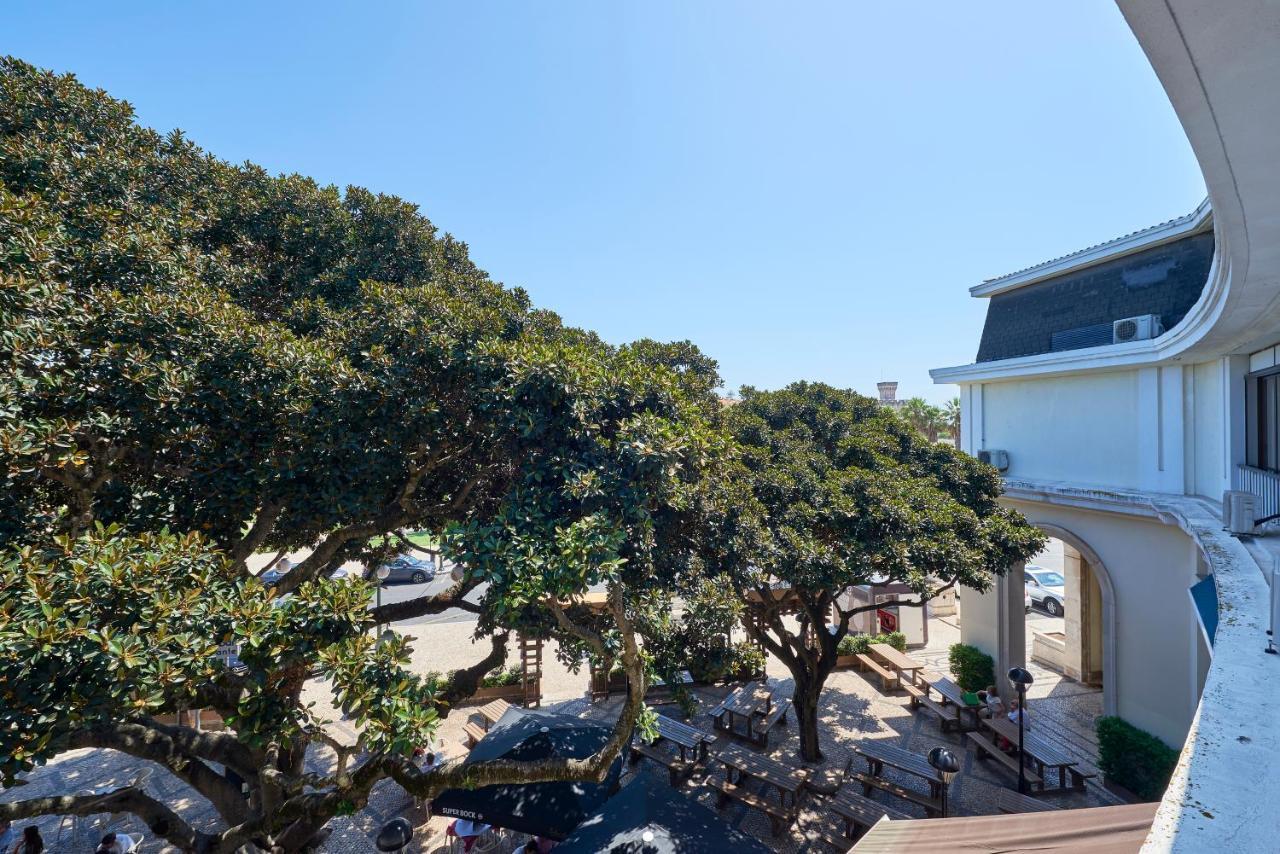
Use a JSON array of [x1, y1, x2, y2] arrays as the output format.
[[849, 802, 1159, 853], [1189, 574, 1218, 647], [555, 772, 771, 853], [431, 707, 625, 840]]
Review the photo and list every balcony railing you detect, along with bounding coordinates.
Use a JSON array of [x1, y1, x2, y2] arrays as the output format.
[[1235, 464, 1280, 523]]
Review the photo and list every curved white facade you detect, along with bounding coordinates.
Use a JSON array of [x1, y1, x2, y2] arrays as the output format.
[[931, 2, 1280, 849]]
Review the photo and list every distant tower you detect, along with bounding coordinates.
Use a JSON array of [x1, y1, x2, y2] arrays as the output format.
[[876, 381, 902, 408]]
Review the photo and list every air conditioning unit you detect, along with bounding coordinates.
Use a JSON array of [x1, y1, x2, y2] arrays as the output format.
[[978, 449, 1010, 472], [1113, 314, 1165, 344], [1229, 490, 1257, 535]]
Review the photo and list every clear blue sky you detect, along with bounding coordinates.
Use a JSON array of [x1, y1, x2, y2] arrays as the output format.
[[7, 2, 1205, 403]]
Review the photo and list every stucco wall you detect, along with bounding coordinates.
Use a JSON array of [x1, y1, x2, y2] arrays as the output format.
[[980, 371, 1141, 487], [1005, 499, 1199, 746], [1186, 360, 1228, 500]]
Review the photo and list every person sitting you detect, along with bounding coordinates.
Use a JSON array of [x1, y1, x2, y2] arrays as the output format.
[[978, 685, 1005, 719], [94, 832, 139, 853], [448, 818, 491, 854], [14, 826, 43, 854], [0, 820, 15, 854]]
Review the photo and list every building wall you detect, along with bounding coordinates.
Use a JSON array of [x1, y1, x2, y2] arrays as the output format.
[[1006, 500, 1200, 746], [959, 355, 1243, 501], [977, 371, 1142, 487]]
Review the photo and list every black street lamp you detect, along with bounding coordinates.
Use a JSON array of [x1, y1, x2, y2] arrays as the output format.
[[927, 746, 961, 817], [1008, 666, 1035, 794], [376, 818, 413, 852]]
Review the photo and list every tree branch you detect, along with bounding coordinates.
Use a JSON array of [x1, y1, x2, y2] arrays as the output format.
[[228, 501, 284, 571], [0, 787, 216, 853], [368, 577, 480, 624]]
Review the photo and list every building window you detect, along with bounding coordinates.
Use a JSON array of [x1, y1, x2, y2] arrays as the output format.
[[1247, 369, 1280, 471]]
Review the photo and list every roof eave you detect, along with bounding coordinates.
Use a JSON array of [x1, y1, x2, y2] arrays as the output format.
[[969, 198, 1212, 299]]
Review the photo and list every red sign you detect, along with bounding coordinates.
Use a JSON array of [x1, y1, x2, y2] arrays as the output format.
[[877, 608, 897, 633]]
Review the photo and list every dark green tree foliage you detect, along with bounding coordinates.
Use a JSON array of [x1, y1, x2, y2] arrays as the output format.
[[1095, 716, 1179, 800], [0, 58, 718, 851], [948, 643, 996, 692], [713, 382, 1045, 760]]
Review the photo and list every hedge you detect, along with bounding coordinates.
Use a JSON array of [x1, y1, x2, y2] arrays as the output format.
[[948, 643, 995, 692], [1096, 716, 1179, 800], [837, 631, 907, 657]]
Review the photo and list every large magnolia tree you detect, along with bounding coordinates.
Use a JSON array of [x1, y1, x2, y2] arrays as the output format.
[[712, 383, 1044, 761], [0, 58, 720, 851]]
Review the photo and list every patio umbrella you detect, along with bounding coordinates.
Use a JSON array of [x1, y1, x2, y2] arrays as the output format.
[[431, 706, 625, 840], [555, 772, 772, 853]]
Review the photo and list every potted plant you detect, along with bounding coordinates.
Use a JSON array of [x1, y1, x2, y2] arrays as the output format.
[[1096, 716, 1179, 802]]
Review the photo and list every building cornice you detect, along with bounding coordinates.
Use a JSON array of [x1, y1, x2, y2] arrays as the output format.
[[970, 199, 1213, 299]]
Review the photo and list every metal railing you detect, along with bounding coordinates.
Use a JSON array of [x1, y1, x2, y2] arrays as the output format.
[[1236, 464, 1280, 524]]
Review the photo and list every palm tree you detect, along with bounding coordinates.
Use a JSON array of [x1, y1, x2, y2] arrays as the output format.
[[900, 397, 944, 443], [943, 397, 962, 448]]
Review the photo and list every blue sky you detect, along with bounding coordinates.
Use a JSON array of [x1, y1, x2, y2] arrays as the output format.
[[7, 2, 1205, 403]]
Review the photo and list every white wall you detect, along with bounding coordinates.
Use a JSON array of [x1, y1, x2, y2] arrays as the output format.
[[963, 356, 1244, 500], [1006, 500, 1199, 746], [978, 371, 1142, 488]]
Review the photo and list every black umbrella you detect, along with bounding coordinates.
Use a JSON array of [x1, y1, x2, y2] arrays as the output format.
[[432, 706, 625, 840], [555, 772, 772, 853]]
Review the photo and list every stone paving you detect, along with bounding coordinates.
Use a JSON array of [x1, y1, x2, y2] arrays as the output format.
[[1, 614, 1117, 852]]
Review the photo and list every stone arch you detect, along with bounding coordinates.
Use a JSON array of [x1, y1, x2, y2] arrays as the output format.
[[1032, 523, 1118, 718]]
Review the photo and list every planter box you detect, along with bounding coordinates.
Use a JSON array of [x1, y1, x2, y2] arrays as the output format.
[[1031, 630, 1067, 673], [590, 671, 628, 701], [470, 681, 539, 705]]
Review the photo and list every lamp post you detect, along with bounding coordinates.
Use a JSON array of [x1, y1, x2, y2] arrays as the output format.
[[1008, 666, 1034, 794], [927, 746, 960, 817], [375, 564, 391, 635], [376, 818, 413, 852]]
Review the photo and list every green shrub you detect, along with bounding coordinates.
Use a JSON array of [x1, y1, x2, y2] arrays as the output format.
[[948, 643, 994, 691], [837, 631, 908, 657], [478, 664, 526, 688], [1096, 716, 1179, 800], [728, 641, 766, 677]]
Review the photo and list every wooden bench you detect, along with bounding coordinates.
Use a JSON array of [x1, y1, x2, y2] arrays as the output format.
[[965, 732, 1044, 791], [855, 654, 901, 692], [629, 741, 692, 787], [997, 787, 1061, 814], [462, 721, 487, 748], [829, 787, 910, 837], [902, 682, 925, 706], [849, 770, 942, 816], [914, 691, 961, 732], [705, 775, 795, 836]]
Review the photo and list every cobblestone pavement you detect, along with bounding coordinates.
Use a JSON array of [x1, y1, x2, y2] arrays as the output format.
[[2, 615, 1116, 852]]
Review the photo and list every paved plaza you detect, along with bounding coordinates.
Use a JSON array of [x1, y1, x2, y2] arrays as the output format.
[[1, 611, 1115, 852]]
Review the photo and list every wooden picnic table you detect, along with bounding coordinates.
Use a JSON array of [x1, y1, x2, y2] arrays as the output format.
[[869, 643, 925, 684], [714, 741, 807, 812], [828, 786, 911, 839], [926, 676, 982, 731], [979, 716, 1091, 790], [478, 699, 510, 728], [713, 685, 775, 743], [652, 712, 714, 763], [853, 739, 951, 817]]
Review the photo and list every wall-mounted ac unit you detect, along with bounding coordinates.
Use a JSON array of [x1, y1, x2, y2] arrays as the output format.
[[1113, 314, 1164, 344], [978, 449, 1010, 472], [1228, 490, 1257, 535]]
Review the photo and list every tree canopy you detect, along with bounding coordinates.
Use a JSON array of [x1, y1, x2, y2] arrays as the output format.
[[712, 382, 1044, 759], [0, 57, 721, 851]]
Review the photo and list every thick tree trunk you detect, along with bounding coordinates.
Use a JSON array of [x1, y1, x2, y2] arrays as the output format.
[[791, 675, 824, 762]]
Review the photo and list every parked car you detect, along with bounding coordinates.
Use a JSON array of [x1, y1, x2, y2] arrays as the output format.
[[379, 555, 437, 584], [1025, 565, 1066, 616]]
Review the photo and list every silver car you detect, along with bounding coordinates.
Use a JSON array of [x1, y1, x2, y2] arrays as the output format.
[[1025, 565, 1066, 616], [378, 555, 437, 585]]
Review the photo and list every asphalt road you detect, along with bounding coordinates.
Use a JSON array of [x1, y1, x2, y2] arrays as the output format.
[[371, 565, 487, 626]]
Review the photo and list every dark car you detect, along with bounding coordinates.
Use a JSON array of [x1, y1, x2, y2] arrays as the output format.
[[379, 555, 437, 584]]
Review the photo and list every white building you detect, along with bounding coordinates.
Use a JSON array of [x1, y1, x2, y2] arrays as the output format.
[[931, 2, 1280, 849]]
